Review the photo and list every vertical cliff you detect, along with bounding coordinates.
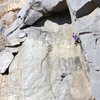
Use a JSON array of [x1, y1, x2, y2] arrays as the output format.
[[0, 0, 100, 100]]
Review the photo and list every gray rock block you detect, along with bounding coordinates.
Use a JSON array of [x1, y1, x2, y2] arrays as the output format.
[[0, 51, 14, 73]]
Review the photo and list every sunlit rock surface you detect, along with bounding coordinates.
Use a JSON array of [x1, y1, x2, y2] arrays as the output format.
[[0, 0, 100, 100], [0, 18, 92, 100], [67, 0, 100, 99]]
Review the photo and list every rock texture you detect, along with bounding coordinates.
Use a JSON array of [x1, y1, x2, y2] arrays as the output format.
[[0, 51, 14, 73], [4, 0, 68, 36], [0, 0, 100, 100], [0, 19, 92, 100], [67, 0, 100, 99], [0, 0, 26, 16]]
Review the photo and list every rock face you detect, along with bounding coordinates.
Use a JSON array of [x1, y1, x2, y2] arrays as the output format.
[[0, 51, 14, 73], [67, 0, 100, 33], [4, 0, 68, 36], [67, 0, 100, 99], [0, 19, 92, 100], [0, 0, 100, 100]]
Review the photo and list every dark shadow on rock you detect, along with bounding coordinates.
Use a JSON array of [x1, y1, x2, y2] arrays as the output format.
[[79, 32, 92, 35], [1, 67, 9, 75], [34, 10, 72, 27], [92, 0, 100, 7], [20, 10, 71, 30], [53, 0, 68, 12], [76, 1, 97, 18]]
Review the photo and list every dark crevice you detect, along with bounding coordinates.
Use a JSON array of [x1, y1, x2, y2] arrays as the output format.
[[6, 41, 23, 48], [8, 8, 20, 13], [93, 98, 95, 100], [79, 42, 84, 52], [79, 32, 92, 35], [52, 0, 68, 13], [76, 1, 97, 18], [92, 0, 100, 7], [60, 73, 67, 81], [34, 10, 71, 27], [95, 37, 100, 45], [20, 10, 71, 30], [61, 74, 66, 78], [1, 67, 9, 75], [13, 52, 18, 57], [20, 24, 32, 30], [95, 69, 100, 72]]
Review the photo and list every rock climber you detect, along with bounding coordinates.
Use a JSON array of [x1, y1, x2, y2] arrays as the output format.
[[72, 33, 81, 45]]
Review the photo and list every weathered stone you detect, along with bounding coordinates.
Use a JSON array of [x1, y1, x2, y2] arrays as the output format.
[[20, 9, 43, 28], [4, 0, 68, 36], [68, 70, 92, 100], [42, 20, 59, 33], [18, 32, 27, 39], [80, 33, 100, 100], [1, 0, 100, 100], [0, 11, 17, 28], [0, 0, 26, 17], [5, 47, 20, 54], [0, 51, 14, 73], [6, 29, 26, 47], [65, 1, 100, 99], [4, 18, 23, 36], [67, 0, 100, 33], [0, 34, 7, 51], [0, 18, 91, 99]]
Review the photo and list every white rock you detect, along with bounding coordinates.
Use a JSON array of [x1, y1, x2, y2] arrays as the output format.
[[43, 20, 59, 33], [6, 39, 21, 47], [18, 32, 27, 39], [5, 47, 20, 53], [66, 1, 100, 99], [0, 51, 14, 73], [0, 0, 98, 99]]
